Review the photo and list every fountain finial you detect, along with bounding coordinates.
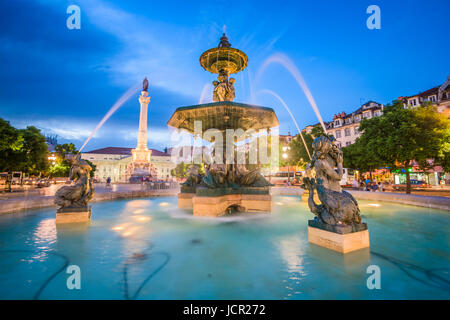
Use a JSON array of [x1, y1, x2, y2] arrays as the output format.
[[142, 77, 149, 92], [199, 33, 248, 102], [218, 33, 231, 48]]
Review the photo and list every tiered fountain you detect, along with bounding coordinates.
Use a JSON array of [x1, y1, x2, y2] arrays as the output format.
[[168, 34, 279, 217]]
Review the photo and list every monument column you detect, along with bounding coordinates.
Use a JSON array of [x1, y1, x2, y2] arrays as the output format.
[[129, 77, 154, 181], [137, 90, 150, 151]]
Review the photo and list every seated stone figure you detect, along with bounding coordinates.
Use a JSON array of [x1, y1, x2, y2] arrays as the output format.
[[236, 164, 272, 187], [303, 136, 361, 225], [202, 163, 228, 188], [54, 153, 94, 210], [212, 75, 235, 102], [182, 165, 204, 187]]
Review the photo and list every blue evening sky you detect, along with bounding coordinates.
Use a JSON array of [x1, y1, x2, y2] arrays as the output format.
[[0, 0, 449, 151]]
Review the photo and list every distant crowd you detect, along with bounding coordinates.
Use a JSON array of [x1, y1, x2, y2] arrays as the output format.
[[352, 178, 385, 192]]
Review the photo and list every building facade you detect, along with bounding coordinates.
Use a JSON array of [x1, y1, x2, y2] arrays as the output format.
[[326, 101, 384, 148], [399, 76, 450, 118], [81, 147, 175, 182]]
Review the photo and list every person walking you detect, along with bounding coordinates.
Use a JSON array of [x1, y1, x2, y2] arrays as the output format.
[[364, 178, 371, 191], [371, 182, 379, 192]]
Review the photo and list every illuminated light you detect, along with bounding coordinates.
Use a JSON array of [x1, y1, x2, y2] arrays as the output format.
[[127, 200, 152, 208], [159, 202, 169, 207], [133, 216, 151, 222], [275, 202, 284, 205], [133, 209, 145, 214], [368, 203, 381, 207], [122, 231, 132, 237], [112, 225, 124, 231]]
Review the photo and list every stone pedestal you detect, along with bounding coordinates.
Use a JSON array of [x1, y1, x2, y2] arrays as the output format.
[[192, 193, 272, 217], [56, 207, 91, 224], [307, 220, 370, 254], [178, 192, 194, 209], [178, 186, 272, 217]]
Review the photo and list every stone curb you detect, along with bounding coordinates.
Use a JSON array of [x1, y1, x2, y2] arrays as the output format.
[[1, 187, 449, 214], [347, 190, 450, 211], [0, 188, 179, 215]]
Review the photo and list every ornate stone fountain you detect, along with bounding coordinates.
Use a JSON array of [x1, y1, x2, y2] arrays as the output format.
[[168, 34, 279, 217], [303, 136, 370, 253]]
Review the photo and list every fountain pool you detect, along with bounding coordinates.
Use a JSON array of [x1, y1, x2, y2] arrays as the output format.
[[0, 196, 449, 299]]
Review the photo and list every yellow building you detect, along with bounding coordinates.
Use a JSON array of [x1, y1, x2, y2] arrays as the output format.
[[81, 147, 175, 182]]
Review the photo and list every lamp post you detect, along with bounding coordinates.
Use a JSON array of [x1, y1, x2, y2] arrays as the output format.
[[48, 153, 57, 166], [282, 146, 291, 184]]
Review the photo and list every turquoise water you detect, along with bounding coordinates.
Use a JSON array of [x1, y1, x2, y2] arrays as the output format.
[[0, 196, 449, 300]]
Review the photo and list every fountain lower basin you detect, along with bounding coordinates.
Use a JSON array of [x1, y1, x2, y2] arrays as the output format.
[[0, 196, 449, 300]]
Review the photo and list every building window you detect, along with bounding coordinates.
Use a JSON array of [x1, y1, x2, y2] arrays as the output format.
[[345, 118, 351, 124], [373, 110, 381, 117], [334, 119, 341, 127], [354, 127, 359, 135], [346, 141, 351, 146], [429, 95, 436, 102], [354, 115, 361, 122], [336, 142, 341, 148], [363, 112, 371, 119], [344, 128, 351, 136], [335, 130, 341, 138]]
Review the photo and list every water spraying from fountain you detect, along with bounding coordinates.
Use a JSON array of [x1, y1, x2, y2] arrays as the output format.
[[79, 83, 141, 152], [255, 53, 327, 133], [199, 83, 212, 104], [257, 89, 311, 160]]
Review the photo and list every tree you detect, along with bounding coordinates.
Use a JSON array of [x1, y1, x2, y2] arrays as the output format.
[[55, 143, 77, 159], [350, 100, 450, 194], [50, 143, 78, 177], [0, 119, 49, 175], [18, 126, 49, 175], [85, 159, 97, 178], [286, 133, 314, 169], [342, 132, 384, 180], [171, 162, 188, 179], [412, 103, 450, 173], [0, 118, 23, 172], [311, 125, 326, 138]]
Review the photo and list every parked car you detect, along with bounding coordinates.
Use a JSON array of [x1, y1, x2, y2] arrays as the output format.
[[36, 179, 51, 188], [11, 172, 23, 185], [393, 179, 431, 190], [0, 172, 8, 185]]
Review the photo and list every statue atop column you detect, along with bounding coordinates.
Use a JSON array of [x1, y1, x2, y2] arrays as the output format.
[[143, 77, 149, 92]]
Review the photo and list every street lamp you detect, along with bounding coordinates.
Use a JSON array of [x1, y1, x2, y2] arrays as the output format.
[[282, 146, 291, 183], [48, 154, 57, 166]]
